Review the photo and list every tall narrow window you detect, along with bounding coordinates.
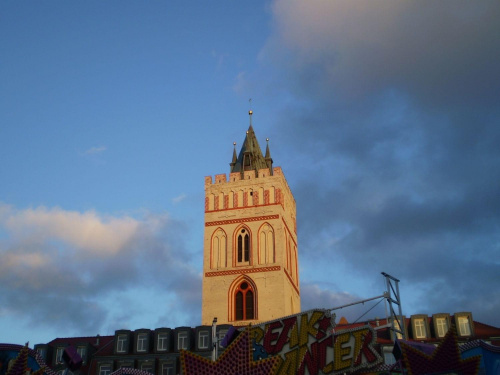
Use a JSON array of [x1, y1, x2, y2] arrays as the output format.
[[234, 281, 255, 321], [237, 228, 250, 264]]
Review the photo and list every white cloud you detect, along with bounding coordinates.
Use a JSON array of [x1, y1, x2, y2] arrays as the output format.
[[4, 206, 139, 256], [172, 193, 187, 204], [233, 71, 247, 94], [84, 146, 107, 155]]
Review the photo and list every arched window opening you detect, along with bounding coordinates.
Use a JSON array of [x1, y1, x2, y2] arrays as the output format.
[[235, 281, 255, 321], [237, 228, 250, 264]]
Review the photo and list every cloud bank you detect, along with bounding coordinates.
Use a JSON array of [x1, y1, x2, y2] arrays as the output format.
[[0, 204, 201, 339], [259, 0, 500, 326]]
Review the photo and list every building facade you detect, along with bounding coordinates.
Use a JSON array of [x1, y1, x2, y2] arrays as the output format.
[[31, 312, 500, 375], [201, 115, 301, 325], [34, 324, 232, 375]]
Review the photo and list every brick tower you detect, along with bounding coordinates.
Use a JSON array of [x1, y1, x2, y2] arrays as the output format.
[[201, 112, 300, 325]]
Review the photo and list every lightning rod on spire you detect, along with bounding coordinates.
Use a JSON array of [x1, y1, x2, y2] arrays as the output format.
[[248, 98, 253, 126]]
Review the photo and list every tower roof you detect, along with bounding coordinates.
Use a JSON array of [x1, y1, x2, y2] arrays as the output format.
[[230, 124, 270, 174]]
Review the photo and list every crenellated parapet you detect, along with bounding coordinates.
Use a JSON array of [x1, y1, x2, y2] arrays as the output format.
[[205, 167, 283, 186], [204, 166, 295, 219]]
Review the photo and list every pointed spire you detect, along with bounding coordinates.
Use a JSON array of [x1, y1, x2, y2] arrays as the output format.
[[265, 138, 274, 175], [265, 138, 271, 159], [229, 110, 272, 176], [229, 142, 238, 170]]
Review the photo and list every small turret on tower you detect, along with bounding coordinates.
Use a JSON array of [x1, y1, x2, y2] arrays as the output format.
[[265, 138, 274, 175], [229, 142, 238, 170]]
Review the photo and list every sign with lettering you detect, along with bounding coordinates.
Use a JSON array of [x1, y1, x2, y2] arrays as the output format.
[[246, 309, 382, 375]]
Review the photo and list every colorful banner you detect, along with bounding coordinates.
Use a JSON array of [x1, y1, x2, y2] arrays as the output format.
[[247, 309, 383, 375]]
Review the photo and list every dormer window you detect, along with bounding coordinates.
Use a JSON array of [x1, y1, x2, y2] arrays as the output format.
[[36, 347, 46, 360], [178, 331, 188, 350], [56, 347, 64, 364], [432, 314, 451, 338], [414, 319, 427, 338], [137, 333, 148, 352], [116, 334, 128, 353], [157, 332, 168, 351], [411, 315, 429, 339], [198, 331, 209, 349], [77, 346, 86, 364], [456, 313, 473, 337]]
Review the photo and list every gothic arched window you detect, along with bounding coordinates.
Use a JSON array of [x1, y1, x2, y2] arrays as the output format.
[[235, 281, 255, 320], [237, 228, 250, 264]]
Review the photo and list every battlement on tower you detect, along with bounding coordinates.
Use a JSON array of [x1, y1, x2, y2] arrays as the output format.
[[205, 167, 283, 186]]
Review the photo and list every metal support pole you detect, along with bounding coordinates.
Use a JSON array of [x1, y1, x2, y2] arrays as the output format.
[[382, 272, 406, 340], [211, 317, 218, 361]]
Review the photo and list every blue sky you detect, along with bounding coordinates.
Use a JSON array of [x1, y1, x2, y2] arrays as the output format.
[[1, 1, 500, 346]]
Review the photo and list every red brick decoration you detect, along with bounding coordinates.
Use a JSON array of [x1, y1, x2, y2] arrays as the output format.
[[244, 192, 248, 207], [264, 190, 269, 204], [214, 196, 219, 210], [181, 328, 281, 375], [224, 195, 229, 209], [205, 197, 209, 211], [206, 215, 279, 227], [205, 265, 280, 277]]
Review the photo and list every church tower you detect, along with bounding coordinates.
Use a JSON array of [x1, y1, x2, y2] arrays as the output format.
[[201, 111, 300, 325]]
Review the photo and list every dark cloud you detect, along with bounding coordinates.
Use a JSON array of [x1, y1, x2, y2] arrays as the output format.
[[300, 282, 388, 324], [258, 1, 500, 327]]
